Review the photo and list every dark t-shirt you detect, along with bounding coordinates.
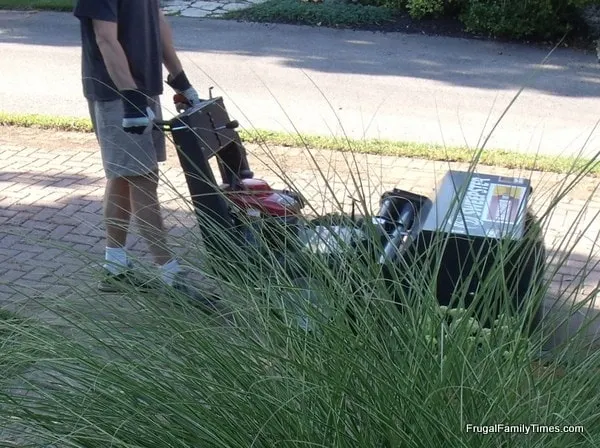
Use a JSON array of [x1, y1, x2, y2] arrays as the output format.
[[73, 0, 164, 101]]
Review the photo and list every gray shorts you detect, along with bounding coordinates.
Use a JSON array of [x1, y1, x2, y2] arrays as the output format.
[[87, 96, 166, 180]]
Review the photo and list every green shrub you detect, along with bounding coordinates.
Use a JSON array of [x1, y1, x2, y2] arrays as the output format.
[[352, 0, 407, 9], [462, 0, 555, 38], [0, 0, 73, 10], [354, 0, 459, 17], [350, 0, 599, 38], [225, 0, 599, 40], [385, 0, 408, 6], [462, 0, 599, 39], [406, 0, 445, 18], [223, 0, 395, 28]]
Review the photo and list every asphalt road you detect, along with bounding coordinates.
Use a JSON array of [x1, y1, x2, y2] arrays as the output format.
[[1, 10, 600, 157]]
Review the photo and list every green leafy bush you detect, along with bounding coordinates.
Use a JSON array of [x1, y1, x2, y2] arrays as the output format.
[[355, 0, 460, 18], [224, 0, 395, 28], [461, 0, 554, 38], [462, 0, 600, 39], [226, 0, 600, 40], [353, 0, 407, 9], [0, 0, 73, 10], [406, 0, 445, 18]]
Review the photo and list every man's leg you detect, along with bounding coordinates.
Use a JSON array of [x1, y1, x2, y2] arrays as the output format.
[[127, 169, 221, 311], [127, 170, 172, 265], [90, 97, 169, 286], [127, 170, 184, 286], [89, 99, 134, 275], [103, 177, 133, 273], [126, 98, 184, 286], [105, 177, 131, 248]]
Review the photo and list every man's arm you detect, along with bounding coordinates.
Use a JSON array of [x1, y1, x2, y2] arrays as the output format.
[[92, 19, 137, 91], [92, 18, 151, 133], [158, 11, 183, 78], [158, 11, 202, 106]]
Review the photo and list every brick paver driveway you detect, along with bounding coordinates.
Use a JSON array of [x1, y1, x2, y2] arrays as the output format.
[[1, 126, 599, 349]]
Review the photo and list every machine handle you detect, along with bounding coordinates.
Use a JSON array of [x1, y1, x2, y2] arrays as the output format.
[[153, 118, 239, 133], [152, 119, 172, 130], [215, 120, 239, 131], [152, 91, 239, 132]]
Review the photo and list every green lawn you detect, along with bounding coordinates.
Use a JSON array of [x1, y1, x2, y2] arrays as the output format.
[[0, 0, 73, 11], [1, 111, 599, 177]]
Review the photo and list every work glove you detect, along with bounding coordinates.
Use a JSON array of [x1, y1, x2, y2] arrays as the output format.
[[120, 89, 155, 134], [166, 70, 203, 110]]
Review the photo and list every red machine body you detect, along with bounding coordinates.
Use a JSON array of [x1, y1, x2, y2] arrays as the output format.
[[226, 178, 303, 218]]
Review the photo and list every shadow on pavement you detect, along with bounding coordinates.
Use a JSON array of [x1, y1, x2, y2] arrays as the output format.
[[1, 171, 104, 187], [0, 11, 598, 98]]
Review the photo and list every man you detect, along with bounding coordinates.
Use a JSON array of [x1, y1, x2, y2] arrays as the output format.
[[73, 0, 206, 299]]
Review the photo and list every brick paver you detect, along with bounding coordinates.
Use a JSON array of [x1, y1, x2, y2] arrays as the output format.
[[1, 127, 599, 348]]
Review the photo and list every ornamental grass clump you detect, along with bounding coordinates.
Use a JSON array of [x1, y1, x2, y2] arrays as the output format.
[[0, 84, 599, 447]]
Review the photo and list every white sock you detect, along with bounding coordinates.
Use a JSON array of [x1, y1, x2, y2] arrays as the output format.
[[160, 258, 182, 286], [104, 247, 128, 274]]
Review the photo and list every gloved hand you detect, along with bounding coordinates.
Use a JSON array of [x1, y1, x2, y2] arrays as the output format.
[[120, 89, 155, 134], [166, 70, 203, 109]]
